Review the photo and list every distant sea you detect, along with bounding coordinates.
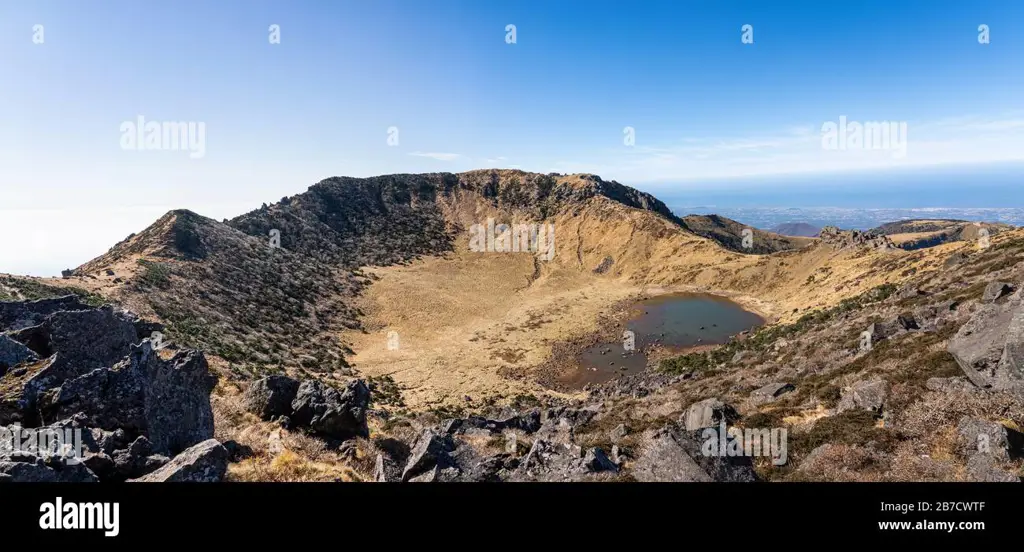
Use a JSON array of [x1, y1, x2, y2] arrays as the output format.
[[648, 162, 1024, 230]]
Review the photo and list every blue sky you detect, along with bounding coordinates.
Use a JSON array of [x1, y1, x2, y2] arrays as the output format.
[[1, 0, 1022, 275]]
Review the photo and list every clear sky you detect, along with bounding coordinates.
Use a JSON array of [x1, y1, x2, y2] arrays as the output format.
[[1, 0, 1022, 276]]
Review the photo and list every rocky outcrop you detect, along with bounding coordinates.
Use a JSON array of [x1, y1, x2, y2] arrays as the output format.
[[243, 375, 300, 420], [39, 342, 216, 457], [0, 335, 37, 376], [818, 226, 895, 250], [131, 439, 228, 482], [837, 379, 889, 413], [681, 398, 738, 431], [632, 427, 757, 482], [291, 379, 370, 441], [401, 429, 457, 482], [948, 291, 1024, 394], [0, 299, 223, 483]]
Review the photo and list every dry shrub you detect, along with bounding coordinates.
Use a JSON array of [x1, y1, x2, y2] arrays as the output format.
[[791, 444, 888, 482]]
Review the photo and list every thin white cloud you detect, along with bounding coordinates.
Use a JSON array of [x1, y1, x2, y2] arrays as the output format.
[[409, 152, 461, 161], [569, 112, 1024, 182]]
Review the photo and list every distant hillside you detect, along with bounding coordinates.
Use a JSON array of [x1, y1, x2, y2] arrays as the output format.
[[770, 222, 821, 238], [682, 214, 813, 254], [870, 219, 1016, 251]]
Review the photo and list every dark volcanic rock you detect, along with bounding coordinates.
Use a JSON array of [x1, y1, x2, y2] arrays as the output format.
[[632, 427, 757, 482], [21, 307, 139, 415], [948, 300, 1024, 393], [243, 375, 300, 420], [0, 334, 37, 374], [290, 379, 370, 440], [401, 429, 455, 482], [0, 296, 91, 332], [40, 341, 217, 456], [131, 439, 228, 482], [583, 447, 618, 473], [0, 458, 99, 483]]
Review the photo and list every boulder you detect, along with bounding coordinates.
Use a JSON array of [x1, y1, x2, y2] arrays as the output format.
[[949, 301, 1024, 393], [0, 295, 91, 332], [401, 429, 454, 482], [965, 454, 1019, 483], [631, 427, 756, 482], [0, 334, 37, 375], [982, 282, 1014, 304], [111, 436, 170, 480], [583, 447, 618, 473], [956, 416, 1023, 462], [681, 398, 738, 431], [0, 457, 99, 483], [131, 439, 228, 482], [290, 379, 370, 440], [40, 341, 216, 456], [837, 379, 889, 413], [243, 375, 300, 420], [20, 307, 139, 414], [373, 453, 402, 482]]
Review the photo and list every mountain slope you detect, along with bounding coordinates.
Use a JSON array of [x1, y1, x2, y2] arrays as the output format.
[[681, 214, 813, 254], [48, 170, 951, 407]]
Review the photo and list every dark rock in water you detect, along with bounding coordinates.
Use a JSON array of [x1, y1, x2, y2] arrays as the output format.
[[243, 375, 300, 420], [131, 439, 228, 482], [681, 398, 738, 431], [40, 341, 216, 457], [631, 427, 757, 482], [401, 429, 455, 482], [290, 379, 370, 440], [982, 282, 1014, 304]]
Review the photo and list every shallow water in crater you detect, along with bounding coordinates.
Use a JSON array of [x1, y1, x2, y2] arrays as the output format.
[[562, 293, 765, 388]]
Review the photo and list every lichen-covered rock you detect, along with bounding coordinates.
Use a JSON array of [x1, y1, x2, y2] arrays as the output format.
[[131, 439, 228, 483]]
